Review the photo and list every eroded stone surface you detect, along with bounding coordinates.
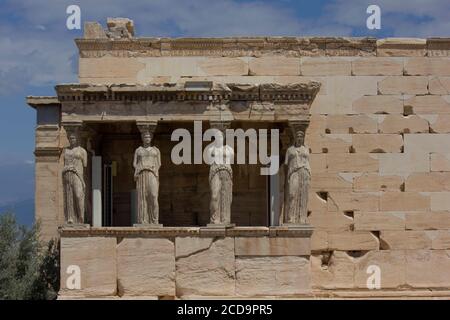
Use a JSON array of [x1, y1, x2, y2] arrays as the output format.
[[354, 250, 406, 289], [380, 231, 431, 249], [175, 237, 213, 258], [354, 212, 405, 231], [352, 95, 404, 114], [301, 57, 351, 76], [406, 212, 450, 230], [235, 237, 310, 256], [380, 192, 430, 211], [175, 237, 235, 296], [353, 174, 403, 192], [311, 251, 354, 289], [117, 238, 175, 296], [60, 237, 117, 297], [249, 57, 300, 76], [378, 76, 428, 95], [328, 231, 379, 250], [406, 250, 450, 288], [236, 256, 310, 296], [353, 57, 403, 75], [405, 58, 450, 76]]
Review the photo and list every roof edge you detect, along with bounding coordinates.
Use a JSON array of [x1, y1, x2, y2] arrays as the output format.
[[26, 96, 60, 108]]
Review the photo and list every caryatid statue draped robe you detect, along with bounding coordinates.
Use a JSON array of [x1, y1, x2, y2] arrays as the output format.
[[133, 131, 161, 225], [284, 131, 311, 225], [207, 131, 234, 225], [62, 131, 87, 224]]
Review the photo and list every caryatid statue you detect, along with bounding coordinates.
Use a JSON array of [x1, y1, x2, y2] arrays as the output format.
[[62, 124, 87, 224], [207, 124, 234, 226], [133, 122, 161, 226], [284, 124, 311, 225]]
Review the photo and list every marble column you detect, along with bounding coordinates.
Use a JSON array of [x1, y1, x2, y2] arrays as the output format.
[[133, 120, 162, 227], [283, 120, 311, 227], [206, 121, 235, 228], [61, 121, 88, 226]]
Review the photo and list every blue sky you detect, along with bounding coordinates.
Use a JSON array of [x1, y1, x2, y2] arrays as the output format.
[[0, 0, 449, 209]]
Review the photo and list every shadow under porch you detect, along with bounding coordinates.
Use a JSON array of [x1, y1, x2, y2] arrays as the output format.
[[84, 121, 286, 227]]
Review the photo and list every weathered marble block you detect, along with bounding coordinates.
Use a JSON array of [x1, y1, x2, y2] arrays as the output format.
[[354, 250, 406, 289], [311, 251, 354, 290], [60, 237, 117, 297], [236, 256, 310, 296], [117, 238, 175, 296], [235, 237, 310, 256], [175, 237, 235, 296], [406, 250, 450, 288]]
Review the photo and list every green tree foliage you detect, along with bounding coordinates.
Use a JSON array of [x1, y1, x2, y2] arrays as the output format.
[[0, 212, 59, 300]]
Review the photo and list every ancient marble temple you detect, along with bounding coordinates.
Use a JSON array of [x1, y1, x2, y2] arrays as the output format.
[[27, 18, 450, 299]]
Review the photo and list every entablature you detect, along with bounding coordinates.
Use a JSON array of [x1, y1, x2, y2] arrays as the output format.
[[28, 81, 321, 123], [55, 82, 320, 104]]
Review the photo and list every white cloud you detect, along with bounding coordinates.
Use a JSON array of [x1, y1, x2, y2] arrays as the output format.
[[0, 0, 310, 95], [0, 22, 77, 95], [0, 0, 449, 96]]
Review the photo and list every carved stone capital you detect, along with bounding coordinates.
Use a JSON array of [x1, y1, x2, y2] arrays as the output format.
[[136, 120, 158, 135], [62, 120, 83, 131], [259, 82, 321, 103], [288, 120, 309, 137], [209, 120, 231, 132], [62, 121, 83, 142]]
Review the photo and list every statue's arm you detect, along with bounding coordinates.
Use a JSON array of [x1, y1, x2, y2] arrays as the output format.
[[132, 149, 139, 179], [133, 149, 138, 169], [284, 147, 291, 166], [156, 148, 161, 170], [82, 149, 88, 168]]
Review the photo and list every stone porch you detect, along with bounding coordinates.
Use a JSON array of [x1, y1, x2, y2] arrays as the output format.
[[59, 226, 312, 299]]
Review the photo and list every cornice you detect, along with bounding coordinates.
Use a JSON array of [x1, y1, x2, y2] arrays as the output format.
[[75, 37, 450, 58], [75, 37, 377, 57], [26, 96, 60, 109], [55, 82, 321, 104]]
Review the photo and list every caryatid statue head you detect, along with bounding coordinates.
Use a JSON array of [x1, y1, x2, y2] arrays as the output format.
[[294, 130, 305, 147], [66, 128, 80, 149], [141, 130, 153, 148]]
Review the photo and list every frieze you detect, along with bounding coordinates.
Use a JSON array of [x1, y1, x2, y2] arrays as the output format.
[[76, 37, 450, 58], [76, 37, 378, 58], [55, 82, 321, 104]]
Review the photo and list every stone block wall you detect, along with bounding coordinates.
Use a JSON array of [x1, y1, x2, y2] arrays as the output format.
[[59, 231, 311, 298], [55, 37, 450, 295]]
